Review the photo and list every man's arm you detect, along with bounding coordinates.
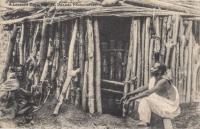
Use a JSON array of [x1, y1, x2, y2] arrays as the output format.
[[125, 86, 148, 97], [121, 86, 148, 103], [125, 79, 168, 105]]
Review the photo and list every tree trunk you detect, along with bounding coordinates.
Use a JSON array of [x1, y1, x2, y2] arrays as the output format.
[[141, 19, 146, 86], [178, 17, 185, 102], [192, 60, 200, 101], [123, 19, 134, 117], [144, 17, 150, 86], [40, 24, 55, 82], [82, 61, 88, 111], [19, 23, 25, 65], [161, 17, 167, 63], [186, 22, 193, 102], [136, 19, 141, 88], [165, 16, 172, 67], [94, 18, 102, 114], [79, 17, 85, 92], [171, 15, 179, 84], [38, 20, 49, 77], [87, 17, 95, 114]]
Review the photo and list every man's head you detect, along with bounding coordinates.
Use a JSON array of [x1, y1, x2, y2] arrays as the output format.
[[15, 65, 25, 81], [150, 61, 167, 76]]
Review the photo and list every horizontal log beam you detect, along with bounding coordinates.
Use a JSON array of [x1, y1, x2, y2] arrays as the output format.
[[1, 5, 200, 25], [0, 13, 45, 25], [101, 88, 124, 94], [101, 79, 124, 86]]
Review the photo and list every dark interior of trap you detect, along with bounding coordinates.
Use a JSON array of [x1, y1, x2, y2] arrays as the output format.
[[98, 17, 131, 116]]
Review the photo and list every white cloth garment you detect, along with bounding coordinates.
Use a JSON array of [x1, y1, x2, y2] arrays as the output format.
[[138, 77, 181, 123]]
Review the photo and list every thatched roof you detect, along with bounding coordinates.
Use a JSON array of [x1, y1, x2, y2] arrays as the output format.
[[1, 0, 200, 25]]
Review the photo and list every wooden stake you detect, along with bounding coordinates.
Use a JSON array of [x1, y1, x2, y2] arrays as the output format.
[[161, 17, 167, 62], [192, 60, 200, 101], [186, 22, 193, 102], [122, 18, 134, 117], [19, 23, 25, 65], [79, 18, 85, 91], [183, 46, 189, 103], [149, 38, 154, 78], [94, 18, 102, 114], [0, 24, 18, 84], [165, 16, 173, 67], [82, 61, 88, 111], [109, 40, 115, 80], [141, 19, 146, 86], [154, 16, 161, 52], [178, 17, 185, 103], [131, 19, 138, 90], [116, 41, 123, 81], [53, 19, 79, 115], [87, 17, 95, 114], [136, 19, 141, 88], [40, 24, 55, 82], [51, 23, 60, 90], [32, 23, 40, 57], [38, 19, 49, 77], [128, 18, 138, 115], [144, 17, 150, 86], [171, 15, 179, 84]]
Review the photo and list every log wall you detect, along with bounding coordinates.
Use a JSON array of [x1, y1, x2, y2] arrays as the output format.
[[1, 15, 200, 115]]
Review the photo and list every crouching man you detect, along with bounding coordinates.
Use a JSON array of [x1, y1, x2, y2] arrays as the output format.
[[0, 68, 33, 127], [121, 61, 181, 127]]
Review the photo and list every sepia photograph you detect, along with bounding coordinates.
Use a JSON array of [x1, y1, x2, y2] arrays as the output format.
[[0, 0, 200, 128]]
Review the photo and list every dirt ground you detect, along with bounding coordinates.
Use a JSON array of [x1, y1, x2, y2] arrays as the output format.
[[2, 96, 197, 129]]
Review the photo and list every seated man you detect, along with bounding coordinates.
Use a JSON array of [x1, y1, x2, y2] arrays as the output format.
[[121, 61, 181, 126]]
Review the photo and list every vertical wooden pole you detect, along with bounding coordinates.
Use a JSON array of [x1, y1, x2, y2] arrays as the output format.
[[178, 17, 185, 103], [187, 21, 193, 102], [192, 61, 200, 101], [82, 61, 88, 111], [130, 18, 138, 90], [38, 20, 49, 76], [122, 43, 129, 80], [129, 19, 138, 115], [40, 24, 55, 82], [116, 41, 123, 81], [171, 15, 179, 84], [79, 18, 85, 91], [19, 23, 25, 65], [154, 16, 161, 52], [137, 19, 141, 88], [24, 23, 30, 62], [183, 46, 189, 103], [165, 16, 172, 67], [32, 23, 40, 57], [149, 38, 154, 78], [123, 18, 134, 117], [102, 42, 109, 79], [141, 19, 146, 86], [144, 17, 150, 86], [94, 18, 102, 114], [87, 17, 95, 114], [109, 40, 115, 80], [161, 17, 167, 62], [51, 23, 60, 90], [0, 24, 18, 83]]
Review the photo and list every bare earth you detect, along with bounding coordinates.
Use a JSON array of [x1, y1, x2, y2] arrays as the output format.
[[8, 96, 200, 129]]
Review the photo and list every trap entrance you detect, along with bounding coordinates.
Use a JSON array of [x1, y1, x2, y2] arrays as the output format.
[[98, 17, 131, 116]]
